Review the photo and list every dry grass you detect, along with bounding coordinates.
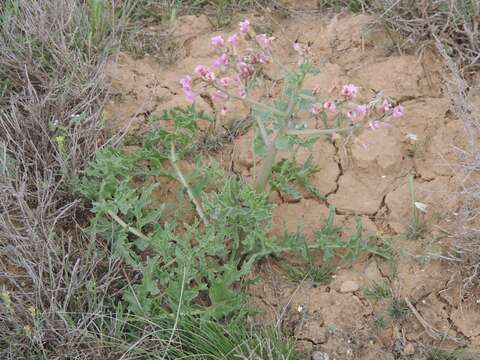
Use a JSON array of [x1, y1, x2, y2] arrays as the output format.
[[0, 0, 130, 357], [436, 41, 480, 290], [370, 0, 479, 74]]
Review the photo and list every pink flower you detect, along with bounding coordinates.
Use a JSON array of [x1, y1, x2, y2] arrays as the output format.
[[195, 65, 209, 77], [311, 103, 322, 115], [293, 42, 302, 53], [341, 84, 359, 98], [381, 99, 392, 112], [239, 19, 250, 34], [347, 110, 356, 120], [204, 70, 216, 82], [180, 75, 195, 103], [392, 105, 404, 118], [211, 35, 225, 47], [195, 65, 215, 82], [228, 34, 239, 46], [256, 34, 275, 48], [239, 88, 247, 98], [180, 75, 192, 91], [323, 101, 336, 113], [259, 52, 269, 64], [212, 89, 228, 101], [219, 77, 231, 88], [355, 104, 368, 118], [237, 61, 250, 78], [368, 120, 381, 131], [367, 120, 391, 130], [213, 53, 229, 68]]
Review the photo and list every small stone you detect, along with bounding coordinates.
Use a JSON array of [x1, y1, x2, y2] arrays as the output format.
[[312, 351, 330, 360], [403, 343, 415, 356], [340, 280, 360, 293]]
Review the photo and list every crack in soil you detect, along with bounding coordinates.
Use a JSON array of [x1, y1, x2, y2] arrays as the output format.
[[323, 139, 344, 216], [325, 139, 343, 200]]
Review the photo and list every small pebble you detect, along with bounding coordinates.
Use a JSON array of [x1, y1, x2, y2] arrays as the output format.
[[312, 351, 330, 360]]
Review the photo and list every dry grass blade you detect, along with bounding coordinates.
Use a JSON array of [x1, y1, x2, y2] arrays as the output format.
[[0, 0, 131, 357]]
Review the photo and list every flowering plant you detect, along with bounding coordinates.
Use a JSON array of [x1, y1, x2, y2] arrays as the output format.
[[181, 19, 404, 193]]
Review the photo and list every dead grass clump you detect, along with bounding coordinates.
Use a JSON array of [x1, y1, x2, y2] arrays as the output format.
[[435, 41, 480, 290], [370, 0, 479, 76], [0, 0, 127, 357]]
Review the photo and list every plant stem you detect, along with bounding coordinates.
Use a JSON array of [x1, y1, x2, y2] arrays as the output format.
[[256, 114, 271, 146], [254, 140, 278, 192], [107, 210, 149, 241], [285, 124, 361, 136], [253, 71, 306, 192], [170, 142, 209, 226], [213, 84, 283, 116], [407, 174, 418, 230]]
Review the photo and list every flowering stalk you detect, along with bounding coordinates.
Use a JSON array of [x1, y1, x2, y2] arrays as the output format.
[[253, 69, 306, 192], [180, 18, 405, 196]]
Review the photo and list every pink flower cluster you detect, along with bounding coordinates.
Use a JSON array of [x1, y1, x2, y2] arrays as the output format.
[[341, 84, 359, 98], [239, 19, 250, 33], [310, 83, 405, 137], [256, 34, 275, 49], [180, 19, 274, 115], [195, 65, 215, 82], [180, 75, 194, 103]]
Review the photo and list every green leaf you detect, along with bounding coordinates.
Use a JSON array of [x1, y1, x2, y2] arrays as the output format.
[[275, 135, 293, 150], [299, 62, 320, 75]]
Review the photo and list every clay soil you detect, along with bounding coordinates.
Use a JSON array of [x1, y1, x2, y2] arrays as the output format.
[[104, 9, 480, 360]]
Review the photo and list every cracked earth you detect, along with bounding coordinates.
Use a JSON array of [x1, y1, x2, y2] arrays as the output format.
[[104, 9, 480, 360]]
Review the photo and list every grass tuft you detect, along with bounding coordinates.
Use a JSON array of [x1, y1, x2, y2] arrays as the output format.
[[388, 298, 409, 320]]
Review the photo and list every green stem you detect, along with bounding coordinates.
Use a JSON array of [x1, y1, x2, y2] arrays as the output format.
[[213, 84, 283, 116], [253, 71, 306, 192], [254, 140, 278, 193], [407, 174, 417, 229], [170, 142, 209, 226], [285, 124, 361, 136], [107, 210, 177, 269], [107, 210, 149, 241], [256, 114, 271, 146]]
